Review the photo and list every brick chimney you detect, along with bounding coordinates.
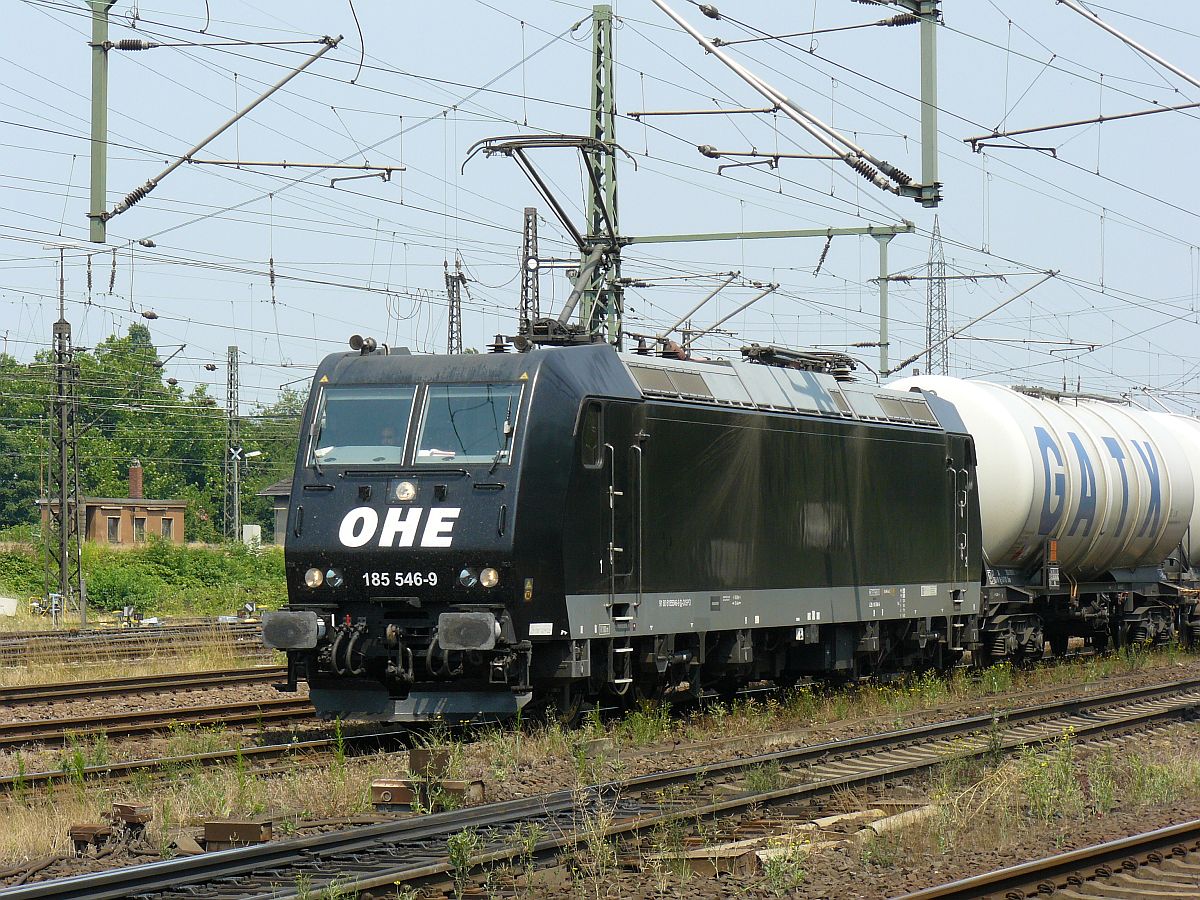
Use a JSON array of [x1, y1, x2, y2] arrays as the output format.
[[129, 459, 143, 499]]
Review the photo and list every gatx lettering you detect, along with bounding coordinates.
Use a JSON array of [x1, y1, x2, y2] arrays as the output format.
[[338, 506, 461, 548], [1036, 429, 1163, 539]]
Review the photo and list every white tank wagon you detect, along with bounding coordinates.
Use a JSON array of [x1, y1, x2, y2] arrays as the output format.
[[888, 375, 1200, 653], [889, 376, 1195, 578], [1151, 412, 1200, 567]]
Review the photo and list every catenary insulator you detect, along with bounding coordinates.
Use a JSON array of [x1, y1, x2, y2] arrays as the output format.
[[886, 14, 920, 26], [850, 156, 883, 182], [879, 161, 913, 185], [119, 181, 156, 212], [112, 39, 159, 50], [699, 5, 720, 20]]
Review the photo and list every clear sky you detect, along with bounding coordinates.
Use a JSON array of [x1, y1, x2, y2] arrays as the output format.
[[3, 1, 1199, 412]]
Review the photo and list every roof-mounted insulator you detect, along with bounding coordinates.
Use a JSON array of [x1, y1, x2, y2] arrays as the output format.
[[699, 5, 720, 20], [110, 39, 160, 50], [886, 13, 920, 26]]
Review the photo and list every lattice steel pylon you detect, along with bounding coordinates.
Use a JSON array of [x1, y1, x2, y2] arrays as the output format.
[[926, 215, 949, 375], [43, 288, 86, 624], [519, 208, 540, 334], [581, 3, 623, 344], [444, 259, 466, 354], [223, 345, 241, 541]]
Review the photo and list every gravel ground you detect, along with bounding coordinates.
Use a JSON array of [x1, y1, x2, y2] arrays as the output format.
[[0, 680, 315, 774], [4, 655, 1200, 890], [458, 658, 1200, 804]]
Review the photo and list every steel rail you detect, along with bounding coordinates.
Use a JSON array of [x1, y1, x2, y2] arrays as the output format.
[[0, 666, 286, 704], [0, 697, 313, 748], [0, 729, 407, 793], [5, 676, 1200, 899], [896, 818, 1200, 899], [0, 623, 261, 646]]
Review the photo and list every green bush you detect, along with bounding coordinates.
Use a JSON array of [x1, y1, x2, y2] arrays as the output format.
[[85, 561, 168, 612], [0, 540, 286, 616]]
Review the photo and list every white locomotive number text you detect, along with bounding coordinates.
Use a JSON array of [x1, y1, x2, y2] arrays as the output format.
[[361, 571, 439, 588]]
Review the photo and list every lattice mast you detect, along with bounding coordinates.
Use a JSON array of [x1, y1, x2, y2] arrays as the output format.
[[519, 208, 540, 334], [926, 215, 949, 375], [43, 258, 86, 624], [223, 345, 241, 540], [581, 4, 623, 344], [445, 259, 466, 355]]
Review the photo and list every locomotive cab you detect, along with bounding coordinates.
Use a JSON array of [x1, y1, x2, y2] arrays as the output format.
[[266, 349, 545, 721]]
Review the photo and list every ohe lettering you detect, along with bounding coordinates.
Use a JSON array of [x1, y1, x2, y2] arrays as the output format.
[[338, 506, 461, 548]]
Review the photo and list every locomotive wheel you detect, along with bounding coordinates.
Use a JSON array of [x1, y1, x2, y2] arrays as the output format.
[[552, 683, 586, 726], [530, 682, 586, 726]]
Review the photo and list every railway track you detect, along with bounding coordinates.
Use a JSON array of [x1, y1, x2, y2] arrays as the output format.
[[0, 665, 1158, 795], [0, 666, 287, 705], [0, 697, 314, 749], [5, 675, 1200, 898], [0, 729, 402, 793], [0, 623, 268, 666], [898, 818, 1200, 898]]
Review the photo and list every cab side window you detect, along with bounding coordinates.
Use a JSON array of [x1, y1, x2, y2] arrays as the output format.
[[581, 401, 602, 468]]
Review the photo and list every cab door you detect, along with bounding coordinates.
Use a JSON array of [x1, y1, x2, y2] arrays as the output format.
[[602, 402, 642, 620]]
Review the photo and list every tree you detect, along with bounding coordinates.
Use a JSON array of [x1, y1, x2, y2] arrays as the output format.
[[0, 325, 303, 540]]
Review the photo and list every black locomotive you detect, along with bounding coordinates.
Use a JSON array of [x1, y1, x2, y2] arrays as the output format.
[[264, 340, 982, 721]]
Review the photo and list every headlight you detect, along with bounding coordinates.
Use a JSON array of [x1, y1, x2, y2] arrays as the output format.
[[304, 567, 324, 588], [394, 480, 416, 502], [480, 567, 500, 588], [325, 568, 344, 588], [458, 568, 479, 588]]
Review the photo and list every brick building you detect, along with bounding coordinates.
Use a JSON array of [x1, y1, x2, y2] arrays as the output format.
[[39, 460, 187, 544]]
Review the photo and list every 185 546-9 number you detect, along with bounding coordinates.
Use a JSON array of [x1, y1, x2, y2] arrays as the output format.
[[361, 571, 439, 588]]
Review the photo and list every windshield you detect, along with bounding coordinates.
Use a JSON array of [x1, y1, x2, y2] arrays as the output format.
[[311, 385, 415, 465], [416, 383, 521, 464]]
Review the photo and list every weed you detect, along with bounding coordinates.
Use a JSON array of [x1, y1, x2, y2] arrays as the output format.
[[985, 715, 1007, 763], [582, 703, 605, 740], [1018, 732, 1084, 823], [509, 821, 547, 892], [980, 662, 1014, 694], [63, 745, 87, 796], [428, 784, 463, 813], [860, 831, 898, 867], [1087, 748, 1117, 814], [332, 717, 346, 779], [617, 700, 673, 746], [446, 827, 482, 899], [13, 753, 27, 805], [1125, 753, 1197, 806], [744, 760, 784, 794], [761, 842, 807, 895], [233, 747, 249, 811]]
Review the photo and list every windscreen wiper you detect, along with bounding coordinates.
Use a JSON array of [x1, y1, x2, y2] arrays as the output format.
[[489, 395, 515, 475]]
